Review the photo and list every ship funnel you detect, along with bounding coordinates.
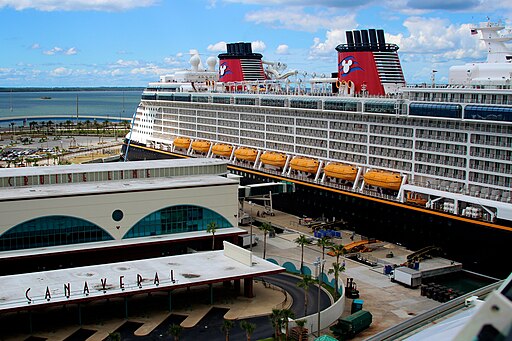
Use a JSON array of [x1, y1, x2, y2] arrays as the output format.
[[369, 29, 378, 51], [353, 30, 362, 50], [336, 29, 405, 96], [218, 42, 266, 83], [346, 31, 355, 49], [377, 29, 386, 51]]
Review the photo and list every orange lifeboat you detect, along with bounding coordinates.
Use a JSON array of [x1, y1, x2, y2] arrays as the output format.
[[260, 152, 287, 167], [234, 147, 258, 161], [173, 137, 191, 149], [363, 170, 402, 191], [324, 163, 357, 182], [191, 140, 211, 153], [290, 157, 319, 174], [212, 144, 233, 157]]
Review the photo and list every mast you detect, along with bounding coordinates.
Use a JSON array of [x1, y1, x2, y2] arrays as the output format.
[[471, 20, 512, 63]]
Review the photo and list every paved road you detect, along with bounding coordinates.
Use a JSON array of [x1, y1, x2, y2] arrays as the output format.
[[102, 273, 331, 341]]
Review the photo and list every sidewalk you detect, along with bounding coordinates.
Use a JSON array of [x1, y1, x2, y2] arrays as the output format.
[[241, 203, 441, 340]]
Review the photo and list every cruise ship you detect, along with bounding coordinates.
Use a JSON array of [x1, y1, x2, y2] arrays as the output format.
[[122, 23, 512, 277]]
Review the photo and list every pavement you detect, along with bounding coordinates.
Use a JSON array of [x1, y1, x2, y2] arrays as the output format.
[[243, 203, 442, 340]]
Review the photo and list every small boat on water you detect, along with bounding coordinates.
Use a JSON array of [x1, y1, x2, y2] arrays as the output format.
[[324, 163, 357, 181], [234, 147, 258, 161], [191, 140, 211, 153], [212, 144, 233, 157], [363, 170, 402, 191], [290, 157, 319, 173], [173, 137, 191, 149], [260, 152, 287, 167]]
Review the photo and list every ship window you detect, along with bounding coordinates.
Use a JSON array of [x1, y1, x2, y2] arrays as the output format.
[[290, 99, 319, 109], [364, 101, 396, 114], [464, 105, 512, 122], [192, 96, 209, 103], [324, 100, 358, 112], [235, 97, 256, 106], [212, 96, 231, 104], [173, 94, 191, 102], [409, 103, 462, 118], [261, 98, 286, 107]]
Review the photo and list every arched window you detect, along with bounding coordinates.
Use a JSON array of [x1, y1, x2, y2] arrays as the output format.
[[124, 204, 232, 239], [0, 216, 114, 251]]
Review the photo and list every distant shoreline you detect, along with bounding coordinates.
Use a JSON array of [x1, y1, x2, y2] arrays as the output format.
[[0, 87, 144, 92]]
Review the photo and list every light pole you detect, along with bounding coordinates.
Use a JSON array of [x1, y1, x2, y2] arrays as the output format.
[[314, 256, 326, 337], [248, 201, 254, 252]]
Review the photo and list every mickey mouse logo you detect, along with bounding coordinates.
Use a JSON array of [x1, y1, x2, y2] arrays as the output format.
[[339, 56, 363, 75], [341, 59, 353, 74], [219, 61, 232, 78]]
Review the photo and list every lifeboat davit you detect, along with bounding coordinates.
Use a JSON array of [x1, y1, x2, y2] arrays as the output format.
[[290, 157, 319, 174], [191, 140, 211, 153], [324, 163, 357, 182], [234, 147, 258, 161], [260, 152, 287, 167], [363, 170, 402, 191], [212, 144, 233, 157], [173, 137, 191, 149]]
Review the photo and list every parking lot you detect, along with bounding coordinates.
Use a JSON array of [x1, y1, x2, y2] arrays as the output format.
[[0, 135, 122, 167]]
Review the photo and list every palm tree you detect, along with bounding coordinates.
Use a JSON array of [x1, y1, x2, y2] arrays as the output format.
[[295, 319, 307, 341], [317, 236, 333, 280], [270, 308, 283, 339], [65, 120, 73, 133], [239, 320, 256, 341], [295, 234, 312, 274], [259, 221, 274, 259], [221, 319, 234, 341], [329, 243, 346, 265], [107, 332, 121, 341], [168, 323, 183, 341], [296, 274, 315, 316], [328, 262, 345, 300], [207, 221, 218, 250], [281, 308, 295, 340]]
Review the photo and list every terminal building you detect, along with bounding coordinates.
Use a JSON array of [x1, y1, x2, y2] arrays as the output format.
[[0, 158, 285, 332], [0, 158, 247, 274]]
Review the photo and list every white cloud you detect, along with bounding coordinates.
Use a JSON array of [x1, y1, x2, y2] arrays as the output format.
[[207, 41, 227, 52], [245, 8, 348, 32], [65, 47, 78, 55], [387, 17, 484, 60], [50, 67, 72, 76], [43, 46, 78, 56], [251, 40, 266, 52], [31, 43, 40, 49], [276, 44, 289, 54], [114, 59, 140, 67], [0, 0, 157, 11], [43, 47, 63, 55], [130, 64, 173, 76]]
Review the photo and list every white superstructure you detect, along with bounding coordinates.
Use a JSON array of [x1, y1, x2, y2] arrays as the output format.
[[126, 24, 512, 228]]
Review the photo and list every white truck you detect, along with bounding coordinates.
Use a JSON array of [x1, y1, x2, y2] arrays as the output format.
[[390, 266, 422, 288], [238, 234, 258, 248]]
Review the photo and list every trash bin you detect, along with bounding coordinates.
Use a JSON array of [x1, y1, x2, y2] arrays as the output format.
[[351, 299, 364, 314]]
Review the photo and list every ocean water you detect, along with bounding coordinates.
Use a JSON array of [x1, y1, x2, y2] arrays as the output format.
[[0, 91, 141, 122]]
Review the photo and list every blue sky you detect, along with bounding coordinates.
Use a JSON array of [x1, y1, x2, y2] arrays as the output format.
[[0, 0, 511, 87]]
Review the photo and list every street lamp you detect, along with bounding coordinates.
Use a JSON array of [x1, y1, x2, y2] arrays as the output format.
[[314, 256, 326, 337]]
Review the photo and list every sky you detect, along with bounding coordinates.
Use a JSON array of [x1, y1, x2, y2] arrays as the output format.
[[0, 0, 511, 87]]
